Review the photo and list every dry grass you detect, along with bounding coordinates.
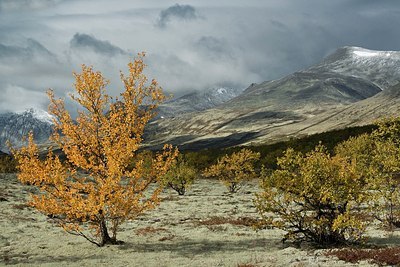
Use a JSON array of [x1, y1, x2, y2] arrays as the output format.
[[326, 247, 400, 265]]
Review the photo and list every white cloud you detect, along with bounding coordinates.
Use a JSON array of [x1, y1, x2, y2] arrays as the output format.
[[0, 85, 49, 113], [0, 0, 399, 113], [0, 0, 63, 12]]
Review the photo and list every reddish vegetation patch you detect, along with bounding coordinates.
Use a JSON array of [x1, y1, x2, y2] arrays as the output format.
[[326, 247, 400, 265], [237, 264, 257, 267], [198, 216, 261, 227], [135, 226, 168, 236], [12, 203, 29, 210], [158, 235, 175, 242]]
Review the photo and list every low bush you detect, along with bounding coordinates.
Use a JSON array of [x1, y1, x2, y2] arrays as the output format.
[[203, 148, 260, 193], [0, 154, 17, 173], [255, 145, 368, 246], [336, 119, 400, 229], [163, 156, 196, 195]]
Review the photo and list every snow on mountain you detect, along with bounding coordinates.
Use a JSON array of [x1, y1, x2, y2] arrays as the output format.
[[3, 46, 400, 152], [0, 109, 54, 152], [17, 108, 54, 124], [216, 88, 227, 94], [352, 50, 380, 57], [144, 46, 400, 150], [155, 87, 243, 118], [309, 46, 400, 90]]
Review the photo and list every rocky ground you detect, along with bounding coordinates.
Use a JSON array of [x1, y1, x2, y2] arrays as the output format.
[[0, 174, 395, 266]]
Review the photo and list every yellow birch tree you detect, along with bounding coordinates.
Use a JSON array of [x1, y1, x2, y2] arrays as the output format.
[[203, 148, 260, 193], [12, 53, 178, 246]]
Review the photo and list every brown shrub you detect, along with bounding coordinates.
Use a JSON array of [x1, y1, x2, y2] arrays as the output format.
[[326, 247, 400, 265], [12, 203, 29, 210], [158, 235, 175, 242], [198, 216, 261, 227], [135, 226, 168, 236], [237, 264, 257, 267]]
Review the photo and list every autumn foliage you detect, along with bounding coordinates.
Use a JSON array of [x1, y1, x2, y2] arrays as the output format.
[[203, 148, 260, 193], [336, 119, 400, 228], [12, 54, 178, 246], [162, 155, 197, 195], [255, 145, 367, 245], [254, 116, 400, 246]]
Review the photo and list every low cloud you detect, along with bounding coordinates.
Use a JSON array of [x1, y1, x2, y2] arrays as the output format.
[[1, 1, 400, 115], [70, 33, 126, 56], [0, 39, 55, 60], [157, 4, 198, 28], [194, 36, 234, 61], [0, 85, 49, 113], [0, 0, 62, 12]]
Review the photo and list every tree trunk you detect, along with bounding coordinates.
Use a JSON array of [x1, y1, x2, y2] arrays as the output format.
[[99, 218, 117, 246]]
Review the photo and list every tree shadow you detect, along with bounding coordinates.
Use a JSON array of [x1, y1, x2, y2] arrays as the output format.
[[118, 237, 283, 257], [368, 233, 400, 247], [144, 132, 260, 152], [1, 252, 106, 266]]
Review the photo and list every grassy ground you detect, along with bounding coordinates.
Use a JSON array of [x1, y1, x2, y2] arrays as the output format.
[[0, 174, 390, 266]]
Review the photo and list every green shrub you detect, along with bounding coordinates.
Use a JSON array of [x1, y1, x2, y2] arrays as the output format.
[[0, 154, 17, 173], [255, 145, 368, 246], [336, 119, 400, 228], [163, 156, 196, 195]]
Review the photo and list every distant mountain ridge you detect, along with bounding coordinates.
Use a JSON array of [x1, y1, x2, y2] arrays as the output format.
[[0, 109, 54, 152], [156, 87, 243, 118], [144, 46, 400, 149], [307, 46, 400, 90], [3, 46, 400, 153], [0, 87, 243, 153]]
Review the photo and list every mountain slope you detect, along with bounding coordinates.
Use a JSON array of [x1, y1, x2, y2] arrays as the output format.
[[288, 82, 400, 135], [226, 71, 381, 110], [144, 46, 400, 149], [3, 46, 400, 152], [308, 46, 400, 90], [156, 87, 243, 118], [0, 88, 242, 153], [0, 109, 54, 152]]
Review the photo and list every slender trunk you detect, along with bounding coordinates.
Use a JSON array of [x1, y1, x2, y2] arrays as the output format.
[[99, 218, 117, 246]]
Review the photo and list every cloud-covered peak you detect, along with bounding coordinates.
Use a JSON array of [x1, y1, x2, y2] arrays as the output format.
[[70, 33, 126, 56], [157, 4, 199, 28], [0, 38, 55, 60]]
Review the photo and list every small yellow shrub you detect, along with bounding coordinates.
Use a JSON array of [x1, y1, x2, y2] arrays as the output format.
[[203, 148, 260, 193]]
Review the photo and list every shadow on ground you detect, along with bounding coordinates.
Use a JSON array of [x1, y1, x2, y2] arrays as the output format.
[[118, 237, 282, 257]]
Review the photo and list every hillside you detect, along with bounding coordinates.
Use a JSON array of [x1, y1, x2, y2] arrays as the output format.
[[144, 46, 400, 149], [2, 47, 400, 152], [156, 87, 243, 119], [0, 109, 54, 152]]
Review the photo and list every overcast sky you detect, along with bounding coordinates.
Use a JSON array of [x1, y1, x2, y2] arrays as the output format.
[[1, 0, 400, 113]]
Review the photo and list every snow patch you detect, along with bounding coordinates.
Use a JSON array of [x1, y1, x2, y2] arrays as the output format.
[[353, 50, 379, 57], [19, 108, 54, 124], [216, 88, 227, 94], [33, 109, 54, 124]]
